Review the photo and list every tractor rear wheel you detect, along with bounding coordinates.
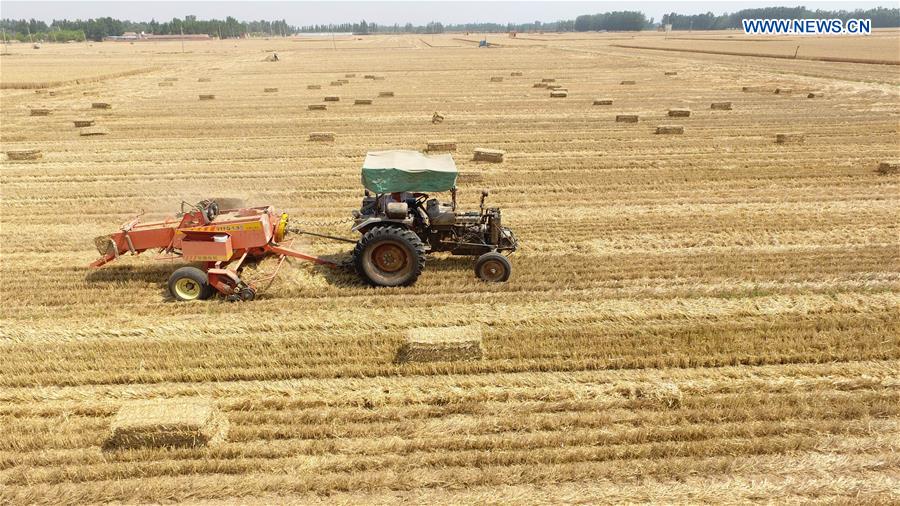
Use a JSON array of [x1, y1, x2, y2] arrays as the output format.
[[168, 266, 214, 301], [475, 252, 511, 282], [353, 226, 425, 287]]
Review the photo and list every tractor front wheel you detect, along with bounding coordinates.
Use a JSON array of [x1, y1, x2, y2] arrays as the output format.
[[168, 266, 214, 301], [474, 252, 511, 282], [353, 227, 425, 287]]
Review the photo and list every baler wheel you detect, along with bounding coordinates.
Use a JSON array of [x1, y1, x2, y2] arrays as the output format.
[[475, 252, 511, 282], [168, 266, 214, 301], [353, 226, 425, 287]]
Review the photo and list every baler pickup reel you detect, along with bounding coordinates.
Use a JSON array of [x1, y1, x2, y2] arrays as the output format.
[[90, 200, 342, 301]]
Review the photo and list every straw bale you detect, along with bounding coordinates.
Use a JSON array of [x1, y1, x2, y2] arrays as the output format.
[[710, 102, 732, 110], [378, 91, 395, 97], [474, 148, 505, 163], [199, 94, 215, 100], [80, 127, 110, 136], [550, 90, 568, 98], [309, 132, 335, 141], [668, 108, 691, 117], [875, 161, 899, 175], [103, 399, 228, 450], [775, 133, 805, 144], [91, 102, 111, 109], [308, 104, 327, 110], [656, 124, 684, 134], [427, 139, 457, 152], [396, 325, 484, 363], [593, 99, 613, 105], [616, 114, 639, 123], [6, 149, 42, 160], [73, 119, 95, 127], [30, 108, 51, 116], [324, 96, 340, 102]]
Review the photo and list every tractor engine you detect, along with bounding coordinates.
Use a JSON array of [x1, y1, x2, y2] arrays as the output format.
[[422, 198, 517, 255]]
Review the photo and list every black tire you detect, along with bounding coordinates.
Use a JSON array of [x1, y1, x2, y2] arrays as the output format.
[[205, 202, 219, 222], [474, 252, 511, 282], [168, 266, 215, 301], [353, 226, 425, 287]]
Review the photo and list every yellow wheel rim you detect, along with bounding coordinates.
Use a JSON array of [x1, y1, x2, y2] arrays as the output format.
[[275, 213, 289, 243], [174, 277, 202, 300]]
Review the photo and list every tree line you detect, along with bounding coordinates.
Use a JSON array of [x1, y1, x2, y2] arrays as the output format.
[[0, 16, 295, 42], [661, 6, 899, 30], [2, 6, 898, 42]]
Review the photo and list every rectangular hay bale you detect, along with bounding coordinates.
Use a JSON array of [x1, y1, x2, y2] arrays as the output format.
[[427, 139, 457, 152], [664, 71, 678, 76], [309, 131, 335, 141], [616, 114, 639, 123], [668, 109, 691, 117], [372, 76, 385, 81], [73, 119, 95, 127], [378, 91, 395, 97], [80, 126, 109, 136], [345, 73, 356, 78], [620, 80, 636, 85], [307, 84, 322, 90], [775, 132, 805, 144], [593, 99, 613, 105], [550, 90, 568, 98], [533, 82, 548, 88], [104, 399, 228, 450], [324, 96, 340, 102], [364, 74, 376, 79], [710, 102, 732, 110], [6, 149, 42, 161], [474, 147, 505, 163], [330, 81, 343, 86], [264, 87, 278, 92], [875, 161, 899, 175], [807, 92, 824, 98], [354, 99, 373, 105], [457, 172, 484, 184], [490, 76, 504, 82], [308, 104, 327, 110], [541, 78, 556, 83], [656, 124, 684, 134], [199, 94, 215, 100], [510, 71, 523, 76], [91, 102, 111, 109], [396, 325, 484, 363], [198, 77, 211, 82], [30, 108, 51, 116], [774, 88, 793, 94]]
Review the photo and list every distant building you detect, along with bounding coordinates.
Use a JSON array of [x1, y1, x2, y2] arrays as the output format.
[[103, 32, 211, 42]]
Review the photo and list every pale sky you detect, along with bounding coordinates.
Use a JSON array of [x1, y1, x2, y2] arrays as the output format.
[[1, 1, 894, 25]]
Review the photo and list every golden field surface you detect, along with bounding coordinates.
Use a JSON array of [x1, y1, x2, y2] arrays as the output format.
[[1, 32, 899, 503]]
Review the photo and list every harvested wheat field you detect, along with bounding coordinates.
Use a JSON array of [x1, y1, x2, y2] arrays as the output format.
[[1, 32, 899, 504]]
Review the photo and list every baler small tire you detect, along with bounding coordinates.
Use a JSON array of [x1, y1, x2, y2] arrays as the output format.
[[353, 226, 425, 287], [475, 252, 511, 282], [205, 202, 219, 222], [168, 266, 214, 301]]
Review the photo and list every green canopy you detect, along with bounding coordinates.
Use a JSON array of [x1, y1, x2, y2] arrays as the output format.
[[361, 150, 457, 193]]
